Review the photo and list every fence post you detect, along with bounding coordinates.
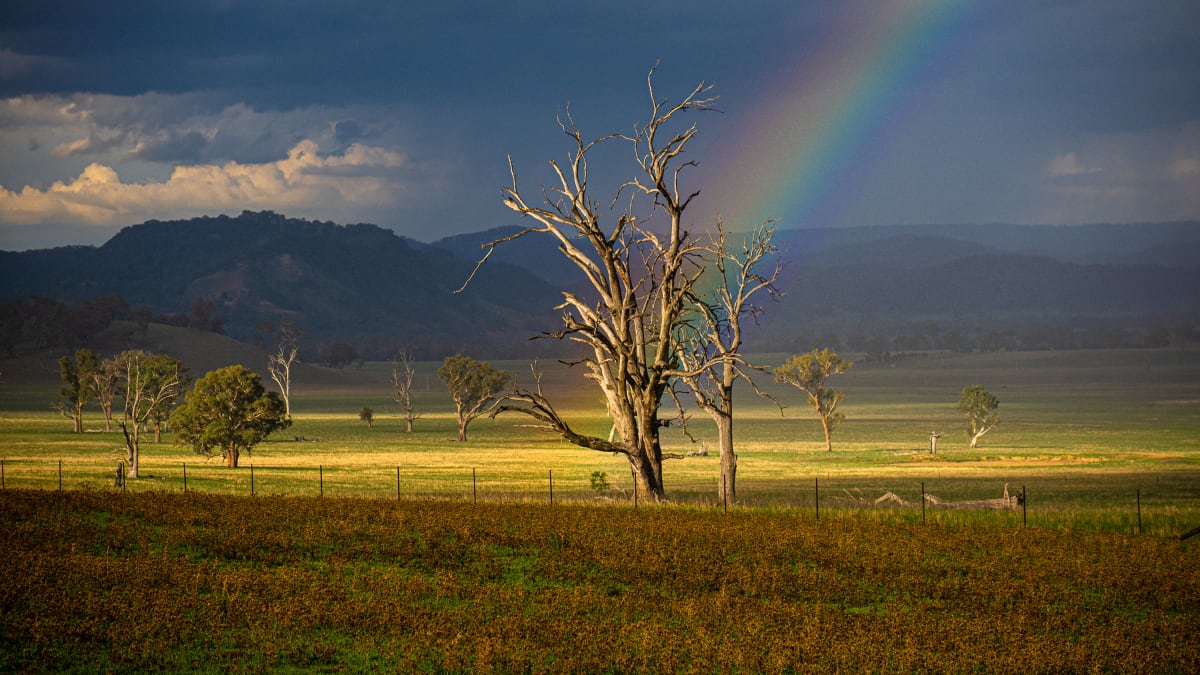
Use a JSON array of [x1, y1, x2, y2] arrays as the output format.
[[319, 465, 324, 498], [815, 477, 819, 521], [633, 481, 638, 509], [183, 463, 187, 493], [549, 469, 554, 506], [250, 464, 255, 496], [2, 459, 6, 490], [396, 467, 400, 501], [1137, 488, 1142, 535], [59, 460, 62, 491], [472, 468, 477, 504], [723, 475, 728, 514], [1021, 485, 1027, 527]]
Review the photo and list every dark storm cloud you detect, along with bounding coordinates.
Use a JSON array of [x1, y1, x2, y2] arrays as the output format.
[[1, 0, 1198, 248]]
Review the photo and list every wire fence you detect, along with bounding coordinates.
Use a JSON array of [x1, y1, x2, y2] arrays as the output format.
[[2, 456, 1195, 538]]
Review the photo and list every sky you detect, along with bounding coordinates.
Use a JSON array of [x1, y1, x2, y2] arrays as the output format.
[[1, 0, 1198, 250]]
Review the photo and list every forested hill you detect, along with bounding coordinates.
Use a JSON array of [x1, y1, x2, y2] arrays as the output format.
[[434, 221, 1200, 353], [3, 214, 1198, 359], [0, 211, 562, 359]]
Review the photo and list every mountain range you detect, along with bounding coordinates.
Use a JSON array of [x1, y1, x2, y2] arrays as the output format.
[[3, 212, 1198, 358]]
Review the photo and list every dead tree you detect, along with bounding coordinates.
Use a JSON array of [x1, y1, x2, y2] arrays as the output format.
[[471, 68, 719, 500], [267, 322, 301, 420], [391, 350, 419, 432], [677, 221, 781, 504]]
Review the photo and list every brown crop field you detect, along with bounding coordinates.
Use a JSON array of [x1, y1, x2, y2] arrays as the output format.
[[2, 489, 1198, 672]]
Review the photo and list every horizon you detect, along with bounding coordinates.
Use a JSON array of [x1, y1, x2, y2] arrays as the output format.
[[5, 209, 1200, 254]]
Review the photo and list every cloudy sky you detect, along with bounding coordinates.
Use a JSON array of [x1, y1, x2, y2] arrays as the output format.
[[1, 0, 1198, 250]]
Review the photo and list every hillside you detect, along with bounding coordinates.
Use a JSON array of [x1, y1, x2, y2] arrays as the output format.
[[0, 211, 563, 359], [3, 215, 1198, 359]]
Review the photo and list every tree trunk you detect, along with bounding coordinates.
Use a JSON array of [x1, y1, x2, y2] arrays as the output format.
[[153, 421, 162, 444], [73, 407, 83, 433], [821, 416, 833, 452], [627, 450, 665, 502], [119, 422, 140, 478], [715, 411, 736, 504], [405, 416, 414, 433], [226, 445, 239, 468], [457, 421, 468, 442]]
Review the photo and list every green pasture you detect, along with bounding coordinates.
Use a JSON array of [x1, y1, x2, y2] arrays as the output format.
[[1, 347, 1198, 535]]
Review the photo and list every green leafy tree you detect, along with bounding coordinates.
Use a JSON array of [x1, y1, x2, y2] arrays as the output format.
[[56, 348, 100, 433], [114, 351, 188, 478], [170, 365, 289, 468], [957, 385, 999, 448], [438, 355, 509, 442], [774, 348, 854, 452]]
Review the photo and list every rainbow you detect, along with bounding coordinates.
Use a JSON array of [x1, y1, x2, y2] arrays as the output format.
[[701, 0, 995, 236]]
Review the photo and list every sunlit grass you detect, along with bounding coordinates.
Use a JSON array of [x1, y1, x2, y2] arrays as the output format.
[[2, 348, 1198, 533]]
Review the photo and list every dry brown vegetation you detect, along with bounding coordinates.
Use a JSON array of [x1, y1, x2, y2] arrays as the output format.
[[2, 489, 1198, 672]]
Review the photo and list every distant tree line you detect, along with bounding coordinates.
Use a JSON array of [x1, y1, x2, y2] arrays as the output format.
[[0, 294, 228, 356], [767, 316, 1199, 360]]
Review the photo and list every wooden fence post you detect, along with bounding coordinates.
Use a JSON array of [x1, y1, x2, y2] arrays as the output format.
[[815, 477, 820, 521], [1021, 485, 1027, 527], [396, 467, 401, 501], [549, 469, 554, 506], [1136, 488, 1142, 535], [250, 464, 255, 496], [58, 460, 62, 491], [472, 468, 477, 504], [319, 465, 324, 498]]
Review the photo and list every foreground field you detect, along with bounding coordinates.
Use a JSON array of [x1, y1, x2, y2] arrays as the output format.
[[2, 489, 1197, 672]]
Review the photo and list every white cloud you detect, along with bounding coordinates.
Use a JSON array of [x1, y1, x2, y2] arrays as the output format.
[[0, 140, 410, 226], [1034, 122, 1200, 224], [1045, 152, 1097, 177]]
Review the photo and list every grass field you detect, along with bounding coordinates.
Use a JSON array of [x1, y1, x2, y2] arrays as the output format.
[[2, 489, 1197, 672], [2, 347, 1199, 534], [2, 346, 1199, 670]]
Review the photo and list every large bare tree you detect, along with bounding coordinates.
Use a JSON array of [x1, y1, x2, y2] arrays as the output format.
[[677, 221, 781, 504], [471, 69, 718, 501]]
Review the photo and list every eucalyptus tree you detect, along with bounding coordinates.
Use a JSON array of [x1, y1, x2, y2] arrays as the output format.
[[267, 322, 301, 419], [677, 221, 781, 503], [957, 385, 999, 448], [170, 365, 289, 468], [114, 350, 187, 478], [468, 68, 719, 500], [774, 349, 854, 452], [56, 348, 100, 433], [391, 349, 419, 432], [438, 355, 509, 442]]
